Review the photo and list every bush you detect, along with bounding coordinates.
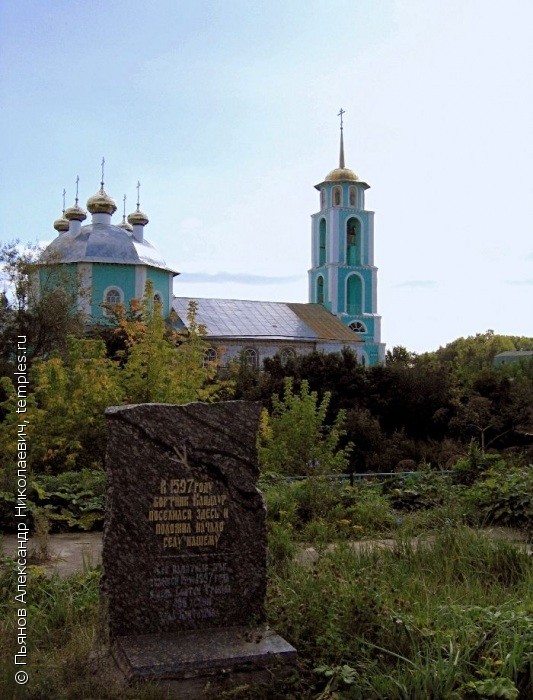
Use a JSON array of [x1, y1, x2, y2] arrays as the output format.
[[30, 469, 106, 532], [467, 465, 533, 531]]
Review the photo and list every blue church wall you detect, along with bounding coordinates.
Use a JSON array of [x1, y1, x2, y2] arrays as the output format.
[[146, 267, 172, 317], [91, 264, 136, 319], [39, 263, 77, 295]]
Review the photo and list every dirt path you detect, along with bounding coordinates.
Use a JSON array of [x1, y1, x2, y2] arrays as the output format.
[[1, 527, 530, 577]]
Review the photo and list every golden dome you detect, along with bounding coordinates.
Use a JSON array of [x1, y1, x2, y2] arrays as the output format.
[[53, 215, 69, 232], [325, 167, 359, 182], [64, 204, 87, 222], [117, 219, 133, 232], [87, 187, 117, 215], [128, 209, 149, 226]]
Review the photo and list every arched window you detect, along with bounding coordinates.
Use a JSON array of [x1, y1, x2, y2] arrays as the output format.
[[318, 219, 326, 266], [346, 218, 361, 265], [103, 286, 124, 317], [280, 347, 296, 364], [333, 186, 342, 206], [317, 275, 324, 304], [349, 320, 367, 334], [153, 293, 162, 304], [320, 189, 325, 210], [349, 187, 356, 207], [203, 347, 217, 367], [346, 275, 362, 315], [105, 288, 121, 305], [243, 347, 259, 368]]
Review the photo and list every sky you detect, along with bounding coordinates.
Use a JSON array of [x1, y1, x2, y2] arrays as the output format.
[[1, 0, 532, 353]]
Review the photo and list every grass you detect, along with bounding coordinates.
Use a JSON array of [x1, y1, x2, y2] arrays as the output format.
[[1, 475, 531, 700], [266, 525, 532, 699], [0, 525, 531, 699]]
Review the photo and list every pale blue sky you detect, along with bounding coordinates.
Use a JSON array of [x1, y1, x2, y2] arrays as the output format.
[[1, 0, 532, 352]]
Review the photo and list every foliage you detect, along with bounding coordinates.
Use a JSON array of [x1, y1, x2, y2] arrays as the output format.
[[0, 283, 233, 480], [0, 240, 86, 365], [0, 337, 122, 477], [385, 471, 456, 512], [467, 465, 533, 531], [422, 330, 533, 383], [116, 282, 230, 404], [258, 378, 351, 475], [30, 469, 106, 532], [267, 527, 532, 699]]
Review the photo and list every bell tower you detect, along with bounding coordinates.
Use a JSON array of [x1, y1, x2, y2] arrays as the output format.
[[308, 111, 385, 365]]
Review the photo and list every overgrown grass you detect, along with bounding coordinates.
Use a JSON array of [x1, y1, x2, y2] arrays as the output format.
[[0, 525, 530, 698], [266, 526, 532, 699]]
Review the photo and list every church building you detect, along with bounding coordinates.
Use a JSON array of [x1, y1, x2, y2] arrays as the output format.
[[40, 119, 385, 366]]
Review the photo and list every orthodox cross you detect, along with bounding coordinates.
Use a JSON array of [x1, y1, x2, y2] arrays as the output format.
[[338, 108, 345, 130], [122, 193, 127, 220], [62, 188, 66, 214], [100, 157, 105, 189], [75, 175, 80, 205], [136, 180, 141, 211]]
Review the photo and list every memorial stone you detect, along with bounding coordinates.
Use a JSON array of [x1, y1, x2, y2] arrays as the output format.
[[98, 401, 296, 697]]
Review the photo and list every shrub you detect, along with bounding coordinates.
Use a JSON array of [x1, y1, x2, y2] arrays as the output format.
[[467, 465, 533, 531]]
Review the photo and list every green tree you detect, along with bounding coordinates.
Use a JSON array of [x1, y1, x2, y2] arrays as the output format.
[[257, 378, 350, 475], [118, 281, 230, 404], [0, 240, 85, 364], [0, 337, 122, 477]]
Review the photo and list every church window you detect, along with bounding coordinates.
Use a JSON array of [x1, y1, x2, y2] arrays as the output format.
[[203, 347, 217, 367], [102, 286, 124, 317], [105, 288, 121, 305], [317, 275, 324, 304], [346, 274, 362, 315], [349, 320, 367, 333], [243, 347, 259, 368], [346, 218, 361, 265], [320, 189, 325, 210], [349, 187, 357, 207], [280, 347, 296, 364], [333, 187, 342, 206], [154, 293, 162, 304], [319, 219, 326, 265]]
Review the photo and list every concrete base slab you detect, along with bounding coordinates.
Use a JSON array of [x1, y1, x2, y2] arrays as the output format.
[[95, 625, 296, 699]]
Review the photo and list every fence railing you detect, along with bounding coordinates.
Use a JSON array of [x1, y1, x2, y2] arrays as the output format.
[[285, 471, 451, 485]]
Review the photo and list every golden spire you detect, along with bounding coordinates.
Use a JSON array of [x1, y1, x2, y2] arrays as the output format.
[[53, 188, 70, 232], [323, 109, 359, 182], [127, 180, 149, 226], [117, 193, 133, 232], [87, 157, 117, 215], [64, 176, 88, 222], [338, 108, 345, 168]]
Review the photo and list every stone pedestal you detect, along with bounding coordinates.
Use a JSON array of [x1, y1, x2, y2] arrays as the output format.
[[110, 626, 296, 698]]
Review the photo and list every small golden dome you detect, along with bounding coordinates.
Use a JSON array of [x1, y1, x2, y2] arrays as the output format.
[[87, 187, 117, 215], [128, 209, 149, 226], [117, 219, 133, 232], [53, 216, 69, 232], [325, 167, 358, 182], [64, 204, 87, 222]]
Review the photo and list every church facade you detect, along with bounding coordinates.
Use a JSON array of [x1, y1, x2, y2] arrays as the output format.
[[40, 123, 385, 366]]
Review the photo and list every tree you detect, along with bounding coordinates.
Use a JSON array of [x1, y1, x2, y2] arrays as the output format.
[[0, 337, 122, 477], [117, 281, 230, 404], [257, 378, 351, 475], [0, 240, 85, 364]]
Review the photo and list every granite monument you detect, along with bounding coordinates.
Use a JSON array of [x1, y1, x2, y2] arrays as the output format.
[[97, 401, 296, 697]]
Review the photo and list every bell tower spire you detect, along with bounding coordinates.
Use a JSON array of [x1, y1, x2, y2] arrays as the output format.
[[338, 108, 345, 169], [308, 113, 385, 365]]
